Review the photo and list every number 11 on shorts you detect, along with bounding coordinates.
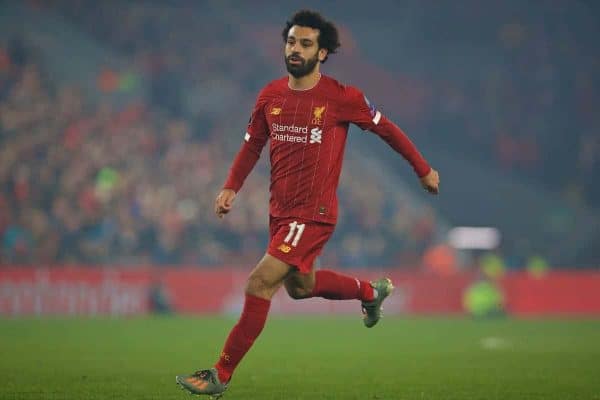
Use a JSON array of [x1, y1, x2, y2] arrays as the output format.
[[284, 221, 305, 247]]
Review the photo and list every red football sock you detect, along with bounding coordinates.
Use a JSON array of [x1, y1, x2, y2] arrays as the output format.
[[310, 270, 374, 301], [214, 294, 270, 383]]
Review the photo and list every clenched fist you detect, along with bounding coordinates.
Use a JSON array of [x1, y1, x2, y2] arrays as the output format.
[[215, 189, 237, 218], [420, 168, 440, 195]]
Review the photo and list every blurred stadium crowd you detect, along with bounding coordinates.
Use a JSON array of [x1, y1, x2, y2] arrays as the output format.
[[413, 1, 599, 206], [0, 1, 598, 268]]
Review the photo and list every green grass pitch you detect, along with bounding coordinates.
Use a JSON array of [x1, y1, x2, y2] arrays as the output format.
[[1, 316, 599, 399]]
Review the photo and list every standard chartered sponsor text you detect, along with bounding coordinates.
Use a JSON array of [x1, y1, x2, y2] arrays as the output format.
[[271, 132, 308, 143], [271, 123, 308, 133], [271, 123, 309, 143]]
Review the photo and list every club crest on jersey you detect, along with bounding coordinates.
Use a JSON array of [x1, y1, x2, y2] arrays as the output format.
[[311, 106, 326, 125], [270, 107, 282, 115]]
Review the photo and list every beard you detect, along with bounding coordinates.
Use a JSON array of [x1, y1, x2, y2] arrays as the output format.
[[285, 52, 319, 78]]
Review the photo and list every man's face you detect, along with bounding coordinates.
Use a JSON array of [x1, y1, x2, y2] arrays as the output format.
[[284, 25, 326, 78]]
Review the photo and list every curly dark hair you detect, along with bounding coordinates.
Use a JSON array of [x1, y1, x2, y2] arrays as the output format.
[[282, 10, 341, 63]]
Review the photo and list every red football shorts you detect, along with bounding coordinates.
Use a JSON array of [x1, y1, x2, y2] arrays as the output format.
[[267, 216, 335, 274]]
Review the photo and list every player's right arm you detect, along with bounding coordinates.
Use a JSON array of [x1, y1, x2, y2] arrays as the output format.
[[216, 90, 270, 218]]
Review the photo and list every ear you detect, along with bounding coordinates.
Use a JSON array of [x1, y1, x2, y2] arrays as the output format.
[[318, 48, 328, 62]]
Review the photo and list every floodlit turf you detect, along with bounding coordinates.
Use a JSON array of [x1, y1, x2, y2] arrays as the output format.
[[1, 316, 599, 399]]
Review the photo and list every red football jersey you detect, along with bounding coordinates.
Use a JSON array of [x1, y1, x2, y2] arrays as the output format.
[[224, 75, 430, 225]]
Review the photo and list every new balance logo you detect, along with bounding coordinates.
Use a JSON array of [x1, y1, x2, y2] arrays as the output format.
[[278, 244, 292, 253], [310, 127, 322, 144]]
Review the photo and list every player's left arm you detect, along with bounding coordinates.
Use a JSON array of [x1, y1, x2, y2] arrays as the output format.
[[216, 89, 271, 218], [343, 87, 439, 194]]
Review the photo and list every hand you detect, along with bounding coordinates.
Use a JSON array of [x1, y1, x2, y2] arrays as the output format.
[[420, 168, 440, 195], [214, 189, 236, 218]]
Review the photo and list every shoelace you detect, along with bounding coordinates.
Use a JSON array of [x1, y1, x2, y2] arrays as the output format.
[[192, 369, 216, 384]]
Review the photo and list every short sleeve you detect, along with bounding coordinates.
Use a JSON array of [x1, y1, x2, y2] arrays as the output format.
[[340, 86, 382, 131]]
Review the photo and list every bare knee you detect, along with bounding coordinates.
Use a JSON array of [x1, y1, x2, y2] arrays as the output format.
[[284, 272, 315, 300], [246, 272, 276, 298], [285, 284, 313, 300], [245, 255, 291, 299]]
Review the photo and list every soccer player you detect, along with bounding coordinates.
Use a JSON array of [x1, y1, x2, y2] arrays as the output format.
[[176, 10, 440, 397]]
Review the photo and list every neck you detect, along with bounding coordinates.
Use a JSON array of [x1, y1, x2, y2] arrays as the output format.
[[288, 69, 321, 91]]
